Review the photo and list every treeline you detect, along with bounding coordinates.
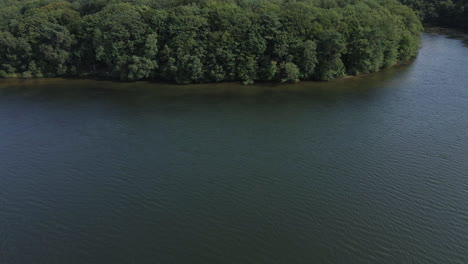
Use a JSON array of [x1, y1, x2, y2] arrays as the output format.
[[399, 0, 468, 30], [0, 0, 422, 83]]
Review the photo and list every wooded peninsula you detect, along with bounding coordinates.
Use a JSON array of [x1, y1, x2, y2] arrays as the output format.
[[0, 0, 428, 83]]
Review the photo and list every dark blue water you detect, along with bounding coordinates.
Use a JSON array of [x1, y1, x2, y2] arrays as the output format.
[[1, 33, 467, 263]]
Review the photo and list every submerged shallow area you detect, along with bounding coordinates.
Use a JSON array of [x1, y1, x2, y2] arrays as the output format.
[[0, 33, 467, 263]]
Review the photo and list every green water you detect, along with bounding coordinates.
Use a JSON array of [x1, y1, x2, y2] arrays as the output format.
[[0, 33, 467, 263]]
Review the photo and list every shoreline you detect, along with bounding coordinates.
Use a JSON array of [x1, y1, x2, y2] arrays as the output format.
[[0, 60, 415, 87], [425, 26, 468, 46], [4, 29, 465, 88]]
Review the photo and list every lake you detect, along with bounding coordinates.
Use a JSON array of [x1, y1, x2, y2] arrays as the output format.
[[0, 32, 467, 263]]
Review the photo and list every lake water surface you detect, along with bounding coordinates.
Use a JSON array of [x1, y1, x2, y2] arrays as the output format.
[[1, 33, 467, 263]]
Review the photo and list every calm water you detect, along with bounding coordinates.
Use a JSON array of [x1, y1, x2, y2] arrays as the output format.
[[1, 33, 467, 263]]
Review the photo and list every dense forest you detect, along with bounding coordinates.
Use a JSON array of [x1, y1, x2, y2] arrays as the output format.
[[0, 0, 422, 83], [398, 0, 468, 29]]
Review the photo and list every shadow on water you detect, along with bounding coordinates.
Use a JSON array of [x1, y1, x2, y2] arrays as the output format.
[[0, 62, 413, 105]]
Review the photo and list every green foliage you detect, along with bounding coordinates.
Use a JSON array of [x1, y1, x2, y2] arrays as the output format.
[[280, 62, 300, 83], [315, 30, 346, 81], [238, 56, 256, 85], [298, 40, 318, 79], [0, 0, 423, 83]]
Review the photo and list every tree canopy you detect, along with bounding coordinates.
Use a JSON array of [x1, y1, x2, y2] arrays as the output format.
[[0, 0, 422, 83], [398, 0, 468, 30]]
